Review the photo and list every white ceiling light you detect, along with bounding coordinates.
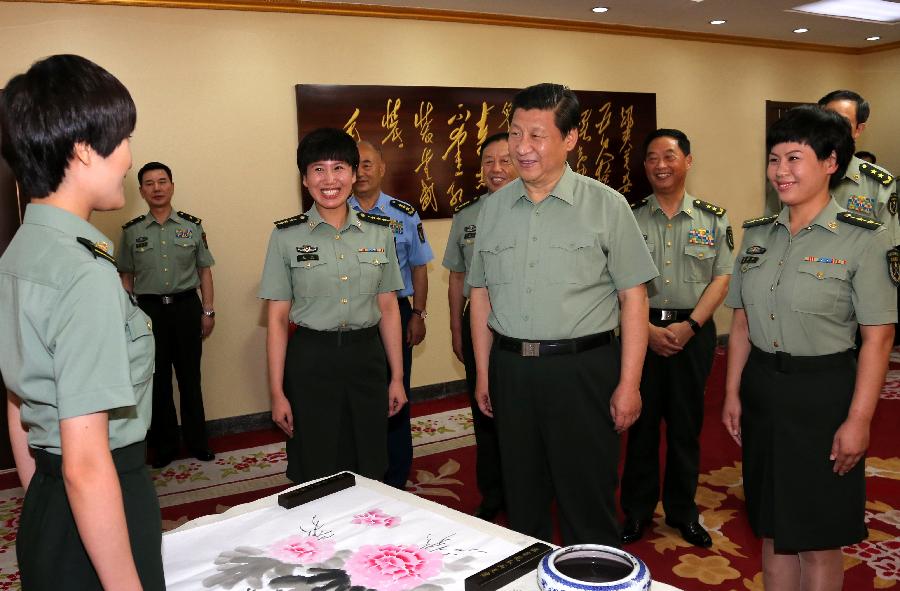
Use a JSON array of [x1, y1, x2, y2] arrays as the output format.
[[793, 0, 900, 23], [793, 27, 810, 32], [709, 19, 727, 25], [592, 6, 609, 13], [867, 35, 882, 40]]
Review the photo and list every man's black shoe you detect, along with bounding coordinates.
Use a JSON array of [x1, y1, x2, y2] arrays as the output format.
[[473, 503, 502, 521], [151, 454, 174, 470], [192, 449, 215, 462], [666, 519, 712, 548], [620, 518, 649, 544]]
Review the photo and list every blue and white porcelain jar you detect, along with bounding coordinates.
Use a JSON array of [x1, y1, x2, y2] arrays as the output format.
[[537, 544, 651, 591]]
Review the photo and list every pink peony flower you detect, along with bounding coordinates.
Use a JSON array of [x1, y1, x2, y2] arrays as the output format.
[[345, 544, 442, 591], [351, 508, 401, 528], [269, 535, 336, 564]]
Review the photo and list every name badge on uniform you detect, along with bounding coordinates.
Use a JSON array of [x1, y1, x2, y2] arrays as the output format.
[[688, 228, 715, 246], [175, 228, 193, 239], [297, 245, 319, 253], [740, 256, 759, 264], [847, 195, 874, 216], [297, 254, 319, 262]]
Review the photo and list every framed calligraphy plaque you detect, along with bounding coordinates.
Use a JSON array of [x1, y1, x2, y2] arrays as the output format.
[[296, 85, 656, 219]]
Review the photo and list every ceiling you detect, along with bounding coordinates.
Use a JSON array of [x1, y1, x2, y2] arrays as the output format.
[[319, 0, 900, 50]]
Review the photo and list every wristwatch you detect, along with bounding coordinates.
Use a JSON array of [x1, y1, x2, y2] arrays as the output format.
[[412, 308, 428, 319], [686, 317, 700, 333], [203, 309, 216, 318]]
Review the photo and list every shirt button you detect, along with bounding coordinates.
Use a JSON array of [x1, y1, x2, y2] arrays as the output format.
[[162, 254, 167, 259], [147, 321, 152, 330], [306, 263, 311, 268], [335, 234, 341, 240], [770, 285, 775, 291], [340, 321, 347, 327], [664, 278, 671, 284], [339, 254, 345, 259], [340, 275, 348, 281], [529, 262, 536, 268], [666, 241, 672, 247], [698, 253, 704, 259], [532, 236, 538, 242], [770, 313, 776, 320], [340, 298, 348, 304], [665, 260, 671, 266], [526, 287, 532, 293], [773, 340, 779, 347], [663, 298, 669, 304], [523, 315, 529, 320], [163, 268, 168, 272], [161, 240, 166, 245], [816, 271, 824, 279], [778, 260, 784, 266], [666, 223, 672, 229]]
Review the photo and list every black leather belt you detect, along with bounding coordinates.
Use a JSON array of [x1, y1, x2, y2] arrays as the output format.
[[294, 325, 379, 347], [649, 308, 693, 322], [137, 290, 195, 305], [750, 345, 854, 374], [494, 331, 614, 357]]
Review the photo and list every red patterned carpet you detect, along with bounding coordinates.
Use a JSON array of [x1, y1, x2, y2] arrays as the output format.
[[0, 347, 896, 590]]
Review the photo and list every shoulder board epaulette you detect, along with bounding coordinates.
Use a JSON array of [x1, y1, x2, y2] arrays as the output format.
[[357, 211, 392, 226], [693, 199, 726, 217], [389, 199, 416, 216], [742, 215, 778, 228], [859, 162, 894, 187], [122, 214, 145, 229], [453, 194, 480, 214], [76, 237, 116, 266], [837, 211, 882, 230], [630, 197, 649, 210], [273, 214, 308, 229], [177, 210, 202, 225]]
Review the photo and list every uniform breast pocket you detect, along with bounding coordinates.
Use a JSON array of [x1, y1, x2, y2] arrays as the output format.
[[479, 238, 516, 286], [683, 244, 715, 283], [133, 241, 156, 270], [357, 252, 386, 294], [290, 258, 333, 297], [792, 261, 850, 315], [124, 306, 155, 386], [174, 240, 197, 264], [548, 233, 604, 284], [739, 258, 767, 306]]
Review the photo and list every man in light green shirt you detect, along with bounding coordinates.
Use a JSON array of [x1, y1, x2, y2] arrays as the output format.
[[467, 83, 658, 546]]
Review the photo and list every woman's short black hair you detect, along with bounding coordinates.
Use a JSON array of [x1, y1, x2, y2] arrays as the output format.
[[0, 54, 136, 199], [766, 105, 854, 190], [296, 128, 359, 176]]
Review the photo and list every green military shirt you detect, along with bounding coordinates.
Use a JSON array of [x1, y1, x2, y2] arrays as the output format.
[[631, 192, 733, 309], [725, 198, 897, 355], [0, 204, 154, 454], [441, 193, 486, 299], [257, 205, 404, 330], [832, 156, 899, 246], [467, 166, 659, 340], [117, 208, 215, 295]]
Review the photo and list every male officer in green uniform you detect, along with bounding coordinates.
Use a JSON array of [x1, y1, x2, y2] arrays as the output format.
[[620, 129, 733, 548], [468, 83, 658, 546], [119, 162, 216, 468], [443, 131, 518, 520]]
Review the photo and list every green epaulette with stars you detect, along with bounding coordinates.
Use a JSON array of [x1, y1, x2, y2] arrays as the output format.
[[453, 194, 480, 214], [837, 211, 882, 230], [630, 197, 649, 210], [389, 199, 416, 216], [177, 210, 202, 225], [122, 214, 145, 229], [274, 214, 308, 229], [357, 212, 392, 227], [76, 237, 116, 266], [693, 199, 726, 217], [859, 162, 894, 187], [742, 215, 778, 228]]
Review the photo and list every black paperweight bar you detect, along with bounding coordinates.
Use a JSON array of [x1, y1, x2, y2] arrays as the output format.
[[464, 541, 553, 591], [278, 472, 356, 509]]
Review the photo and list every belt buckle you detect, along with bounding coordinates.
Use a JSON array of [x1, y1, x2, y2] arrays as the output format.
[[660, 309, 674, 321], [161, 295, 174, 305], [521, 341, 540, 357]]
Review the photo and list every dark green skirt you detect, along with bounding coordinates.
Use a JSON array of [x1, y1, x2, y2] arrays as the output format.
[[17, 441, 165, 590]]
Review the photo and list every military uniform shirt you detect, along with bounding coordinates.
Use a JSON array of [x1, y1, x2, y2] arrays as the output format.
[[725, 198, 897, 355], [467, 166, 659, 340], [257, 206, 404, 330], [117, 209, 215, 295], [348, 192, 433, 297], [632, 192, 733, 309], [832, 156, 899, 246], [0, 204, 154, 454], [441, 193, 486, 299]]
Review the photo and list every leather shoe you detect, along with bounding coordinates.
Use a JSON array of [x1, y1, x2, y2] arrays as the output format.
[[473, 503, 502, 521], [666, 519, 712, 548], [151, 454, 174, 470], [620, 518, 649, 545], [192, 449, 215, 462]]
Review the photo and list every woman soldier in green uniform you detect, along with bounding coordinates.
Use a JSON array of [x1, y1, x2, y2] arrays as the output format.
[[723, 105, 896, 591], [0, 55, 164, 589], [259, 128, 406, 484]]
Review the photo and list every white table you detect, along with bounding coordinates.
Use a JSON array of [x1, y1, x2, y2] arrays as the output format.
[[167, 473, 681, 591]]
